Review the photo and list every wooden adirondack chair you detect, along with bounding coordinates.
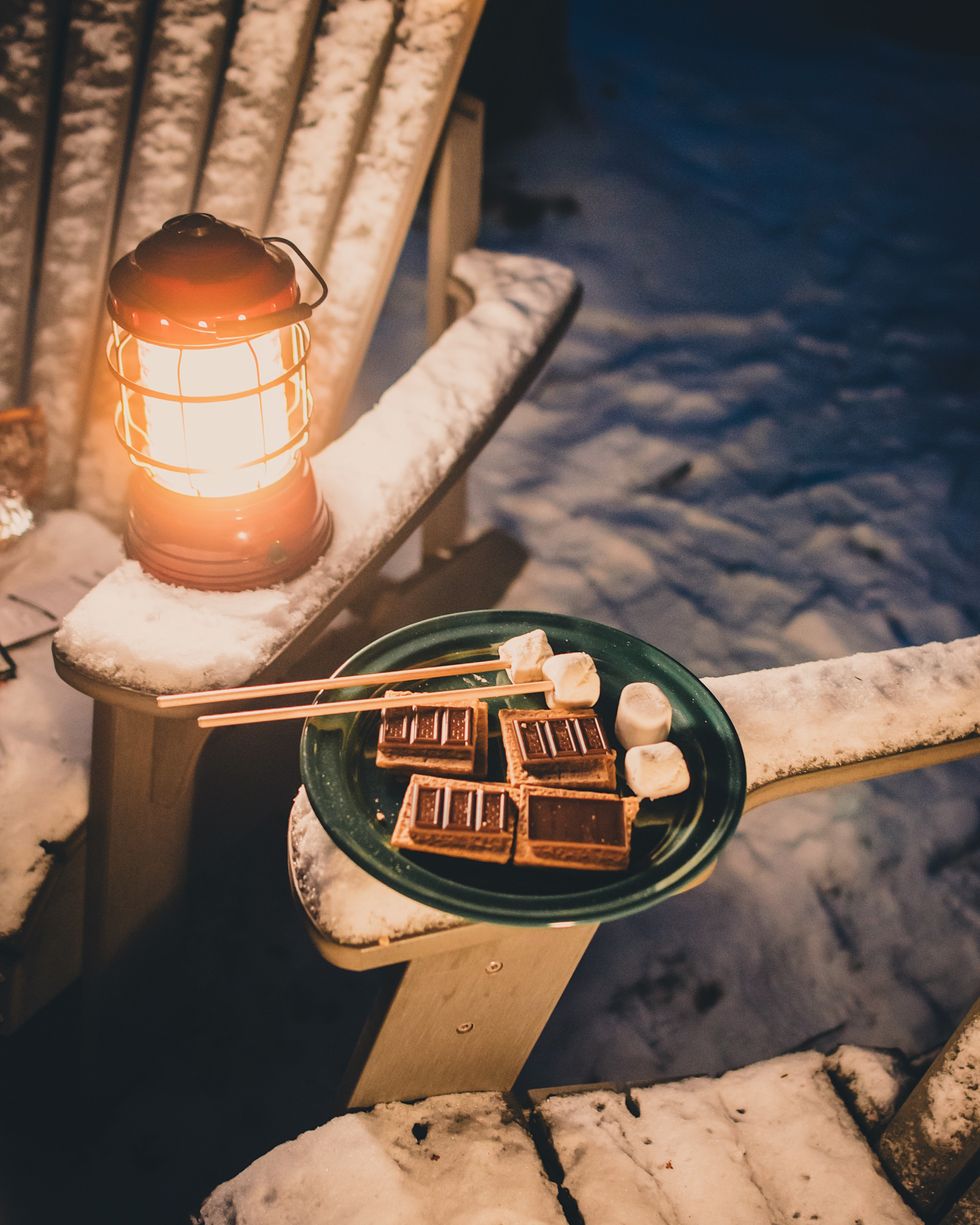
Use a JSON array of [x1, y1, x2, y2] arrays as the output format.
[[0, 0, 581, 1031]]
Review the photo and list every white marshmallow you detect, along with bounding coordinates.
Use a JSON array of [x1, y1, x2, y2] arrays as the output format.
[[615, 681, 672, 749], [498, 629, 554, 683], [625, 742, 690, 800], [542, 652, 600, 709]]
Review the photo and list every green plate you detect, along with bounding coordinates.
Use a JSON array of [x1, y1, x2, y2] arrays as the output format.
[[300, 611, 745, 926]]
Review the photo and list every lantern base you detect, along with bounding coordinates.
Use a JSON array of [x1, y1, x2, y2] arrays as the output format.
[[125, 459, 332, 591]]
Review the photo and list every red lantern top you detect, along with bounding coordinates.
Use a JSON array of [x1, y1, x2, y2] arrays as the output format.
[[107, 214, 304, 346]]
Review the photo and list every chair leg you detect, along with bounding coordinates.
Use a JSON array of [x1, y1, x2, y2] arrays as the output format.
[[84, 702, 211, 983], [341, 922, 597, 1108]]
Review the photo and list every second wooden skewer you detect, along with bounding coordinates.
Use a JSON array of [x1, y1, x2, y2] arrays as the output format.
[[196, 679, 553, 729]]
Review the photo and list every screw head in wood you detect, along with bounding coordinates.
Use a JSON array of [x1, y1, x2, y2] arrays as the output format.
[[456, 1021, 474, 1034], [485, 960, 503, 974]]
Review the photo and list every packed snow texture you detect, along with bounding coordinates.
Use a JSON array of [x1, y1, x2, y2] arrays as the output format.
[[199, 1091, 566, 1225], [0, 511, 121, 938], [290, 786, 464, 945], [540, 1052, 919, 1225], [308, 0, 472, 445], [0, 0, 47, 409], [827, 1044, 907, 1133], [197, 0, 318, 233], [113, 0, 229, 256], [705, 637, 980, 791], [267, 0, 396, 298], [27, 0, 144, 504], [921, 1008, 980, 1151], [56, 250, 576, 692]]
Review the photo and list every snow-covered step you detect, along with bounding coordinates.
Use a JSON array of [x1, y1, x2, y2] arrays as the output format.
[[537, 1053, 921, 1225], [197, 1050, 940, 1225], [826, 1044, 914, 1140], [198, 1091, 566, 1225]]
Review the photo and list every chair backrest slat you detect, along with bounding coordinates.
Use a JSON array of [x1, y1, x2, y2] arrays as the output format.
[[195, 0, 321, 235], [266, 0, 398, 300], [112, 0, 234, 259], [6, 0, 484, 514], [308, 0, 485, 449], [27, 0, 150, 505], [73, 0, 235, 523], [0, 0, 54, 411]]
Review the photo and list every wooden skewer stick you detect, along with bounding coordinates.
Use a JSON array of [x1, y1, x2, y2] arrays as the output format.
[[157, 658, 507, 709], [196, 680, 553, 729]]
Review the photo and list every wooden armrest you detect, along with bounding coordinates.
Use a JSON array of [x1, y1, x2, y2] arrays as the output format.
[[704, 636, 980, 811], [53, 249, 580, 707]]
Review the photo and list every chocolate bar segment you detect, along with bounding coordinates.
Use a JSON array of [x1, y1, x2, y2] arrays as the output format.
[[377, 696, 488, 779], [500, 708, 616, 791], [414, 780, 510, 834], [526, 791, 626, 845], [514, 712, 609, 766], [379, 702, 474, 759], [391, 775, 517, 863], [514, 785, 639, 871]]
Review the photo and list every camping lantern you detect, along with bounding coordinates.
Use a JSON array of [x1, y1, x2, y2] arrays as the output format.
[[106, 213, 332, 590]]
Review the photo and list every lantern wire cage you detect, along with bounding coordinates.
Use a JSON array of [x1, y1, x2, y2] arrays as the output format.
[[108, 320, 314, 498]]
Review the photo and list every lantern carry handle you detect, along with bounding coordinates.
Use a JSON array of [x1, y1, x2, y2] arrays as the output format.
[[213, 236, 329, 340]]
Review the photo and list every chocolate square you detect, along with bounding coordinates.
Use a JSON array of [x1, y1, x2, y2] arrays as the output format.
[[499, 708, 616, 791], [377, 695, 488, 779], [391, 775, 517, 863], [513, 785, 638, 871]]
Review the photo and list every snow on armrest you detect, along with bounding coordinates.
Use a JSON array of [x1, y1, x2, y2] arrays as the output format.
[[54, 250, 579, 694], [289, 787, 464, 947], [704, 636, 980, 793]]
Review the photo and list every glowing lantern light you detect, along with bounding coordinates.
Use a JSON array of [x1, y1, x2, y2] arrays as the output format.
[[106, 213, 332, 590]]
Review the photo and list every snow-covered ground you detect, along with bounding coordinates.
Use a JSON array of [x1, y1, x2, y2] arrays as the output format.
[[363, 0, 980, 1088], [485, 3, 980, 1085]]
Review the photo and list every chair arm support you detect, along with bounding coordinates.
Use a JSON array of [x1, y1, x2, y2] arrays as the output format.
[[53, 250, 580, 703], [703, 636, 980, 807]]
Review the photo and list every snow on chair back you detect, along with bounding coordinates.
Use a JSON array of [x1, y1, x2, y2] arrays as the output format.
[[2, 0, 483, 517]]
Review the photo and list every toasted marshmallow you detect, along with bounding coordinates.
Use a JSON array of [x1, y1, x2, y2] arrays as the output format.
[[615, 681, 672, 749], [542, 652, 600, 709], [625, 742, 690, 800], [499, 629, 554, 684]]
